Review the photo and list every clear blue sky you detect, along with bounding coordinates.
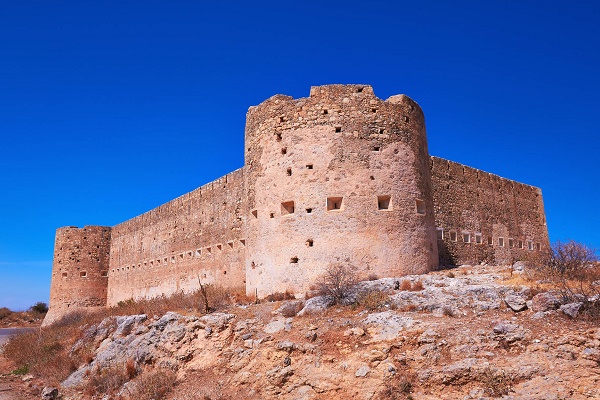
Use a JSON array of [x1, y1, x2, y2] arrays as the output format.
[[1, 1, 598, 310]]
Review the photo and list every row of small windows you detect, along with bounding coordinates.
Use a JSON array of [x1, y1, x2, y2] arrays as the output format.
[[253, 197, 426, 218], [60, 270, 108, 279], [111, 239, 246, 275], [437, 228, 541, 250]]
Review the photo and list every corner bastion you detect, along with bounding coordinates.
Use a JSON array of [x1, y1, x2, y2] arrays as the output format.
[[44, 84, 549, 325]]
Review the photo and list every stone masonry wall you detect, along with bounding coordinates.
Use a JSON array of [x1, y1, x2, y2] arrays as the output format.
[[44, 226, 112, 325], [244, 85, 439, 297], [106, 168, 246, 305], [431, 156, 549, 265]]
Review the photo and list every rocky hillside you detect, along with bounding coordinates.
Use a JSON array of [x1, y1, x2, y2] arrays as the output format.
[[2, 264, 600, 399]]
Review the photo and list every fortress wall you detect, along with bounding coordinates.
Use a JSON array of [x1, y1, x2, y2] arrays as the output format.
[[106, 168, 246, 305], [244, 85, 439, 297], [431, 156, 549, 265], [44, 226, 112, 325]]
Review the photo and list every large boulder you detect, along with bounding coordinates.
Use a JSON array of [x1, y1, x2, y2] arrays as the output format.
[[532, 292, 561, 312]]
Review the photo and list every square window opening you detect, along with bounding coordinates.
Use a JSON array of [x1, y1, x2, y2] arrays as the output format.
[[101, 271, 108, 277], [228, 241, 234, 249], [416, 199, 426, 214], [498, 238, 505, 247], [269, 212, 275, 219], [217, 244, 222, 251], [327, 197, 343, 211], [281, 147, 287, 155], [80, 271, 87, 278], [306, 164, 313, 170], [509, 239, 514, 248], [487, 236, 493, 245], [475, 234, 482, 244], [290, 257, 299, 264], [450, 231, 457, 242], [240, 239, 246, 247], [463, 233, 470, 243], [335, 126, 341, 133], [306, 239, 314, 247], [281, 201, 295, 215], [377, 195, 391, 210], [62, 272, 68, 278], [436, 228, 444, 240], [373, 146, 381, 152], [306, 208, 313, 214]]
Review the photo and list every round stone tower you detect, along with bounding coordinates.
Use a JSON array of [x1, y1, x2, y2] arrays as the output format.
[[244, 84, 438, 297], [43, 226, 112, 326]]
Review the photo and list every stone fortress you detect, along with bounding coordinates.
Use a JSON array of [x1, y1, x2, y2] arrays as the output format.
[[44, 84, 549, 324]]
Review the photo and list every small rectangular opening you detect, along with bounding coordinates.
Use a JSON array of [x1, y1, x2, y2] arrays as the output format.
[[536, 243, 541, 251], [335, 126, 341, 133], [240, 239, 246, 247], [306, 164, 313, 170], [101, 271, 108, 277], [463, 233, 470, 243], [270, 212, 275, 218], [508, 239, 514, 248], [163, 257, 168, 264], [279, 116, 284, 123], [179, 253, 184, 260], [206, 247, 212, 254], [377, 195, 391, 210], [379, 128, 385, 134], [62, 272, 68, 278], [373, 146, 381, 152], [281, 147, 287, 155], [327, 197, 343, 211], [252, 209, 258, 218], [436, 228, 444, 240], [187, 251, 192, 257], [171, 256, 176, 263], [498, 238, 504, 247], [450, 231, 457, 242], [80, 271, 87, 277], [290, 257, 299, 263], [528, 241, 534, 250], [228, 241, 234, 249], [371, 108, 377, 113], [475, 234, 482, 244], [306, 239, 314, 247], [281, 201, 295, 215], [276, 133, 282, 141], [286, 167, 292, 176], [217, 244, 222, 251], [306, 208, 313, 214], [518, 240, 523, 249], [416, 199, 426, 214], [487, 236, 493, 245], [322, 109, 328, 115]]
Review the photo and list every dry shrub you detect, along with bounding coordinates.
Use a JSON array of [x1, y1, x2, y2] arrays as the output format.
[[3, 327, 77, 385], [399, 280, 412, 291], [83, 363, 132, 397], [265, 290, 295, 302], [367, 273, 380, 281], [358, 289, 390, 311], [411, 280, 424, 291], [0, 307, 12, 319], [530, 240, 600, 318], [315, 264, 359, 305], [441, 305, 456, 317], [4, 284, 246, 386], [380, 372, 415, 399], [123, 368, 177, 400], [479, 367, 514, 397], [279, 301, 304, 317]]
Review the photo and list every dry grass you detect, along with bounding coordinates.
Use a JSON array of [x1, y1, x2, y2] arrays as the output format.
[[3, 285, 250, 386], [122, 368, 177, 400], [399, 280, 424, 292], [265, 290, 295, 302], [358, 289, 390, 311]]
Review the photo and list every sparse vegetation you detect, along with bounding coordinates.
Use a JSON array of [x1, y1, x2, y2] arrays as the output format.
[[380, 373, 415, 399], [479, 367, 514, 397], [357, 289, 390, 311], [122, 368, 177, 400], [265, 290, 295, 302], [315, 263, 359, 305], [399, 279, 424, 292], [530, 240, 600, 318], [29, 301, 48, 314]]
